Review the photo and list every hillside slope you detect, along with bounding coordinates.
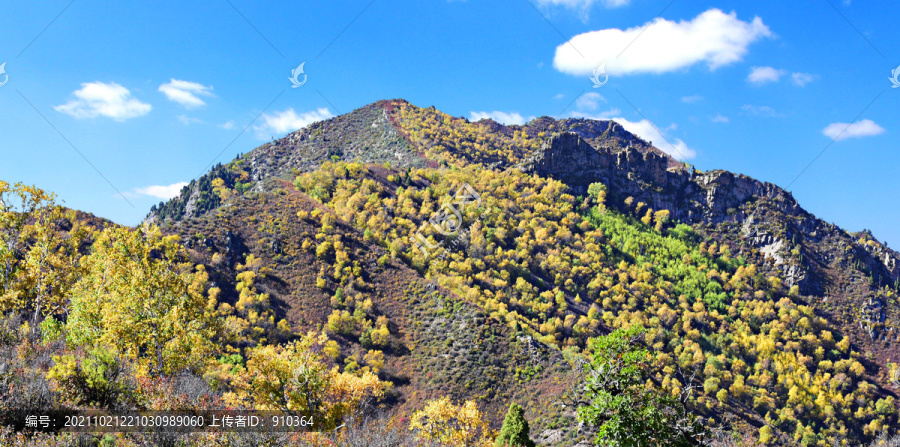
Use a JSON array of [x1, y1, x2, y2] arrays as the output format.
[[148, 99, 900, 445]]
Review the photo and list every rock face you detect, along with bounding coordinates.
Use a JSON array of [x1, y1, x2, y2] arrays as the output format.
[[145, 101, 421, 224], [518, 132, 900, 302], [517, 132, 613, 186], [244, 104, 419, 183], [519, 132, 795, 225]]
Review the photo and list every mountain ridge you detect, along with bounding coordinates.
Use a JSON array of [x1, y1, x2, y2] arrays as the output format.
[[149, 98, 900, 295], [144, 98, 900, 444], [150, 97, 900, 362]]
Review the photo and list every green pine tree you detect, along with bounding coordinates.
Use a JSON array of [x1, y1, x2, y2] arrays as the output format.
[[495, 402, 535, 447]]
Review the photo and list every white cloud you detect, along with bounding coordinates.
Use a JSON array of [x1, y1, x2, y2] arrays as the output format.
[[54, 82, 151, 121], [125, 182, 189, 200], [537, 0, 630, 12], [747, 66, 785, 84], [535, 0, 629, 20], [682, 95, 703, 104], [177, 115, 203, 125], [553, 93, 566, 100], [612, 117, 697, 159], [791, 72, 816, 86], [747, 67, 816, 86], [159, 79, 214, 108], [469, 111, 534, 126], [553, 9, 772, 77], [741, 104, 781, 117], [253, 108, 333, 139], [822, 119, 884, 141], [220, 120, 235, 130], [575, 92, 605, 111], [567, 108, 621, 120], [711, 114, 729, 123]]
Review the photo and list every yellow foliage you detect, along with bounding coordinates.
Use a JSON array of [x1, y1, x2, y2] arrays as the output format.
[[66, 225, 219, 375], [409, 396, 493, 446], [224, 331, 389, 430]]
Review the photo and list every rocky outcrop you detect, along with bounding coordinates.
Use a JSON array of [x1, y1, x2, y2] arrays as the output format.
[[519, 132, 795, 226], [519, 132, 900, 299], [145, 101, 422, 224], [244, 102, 420, 182]]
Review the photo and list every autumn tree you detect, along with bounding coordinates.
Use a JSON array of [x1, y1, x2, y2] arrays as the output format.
[[47, 345, 133, 409], [0, 182, 50, 292], [224, 331, 388, 430], [0, 183, 93, 338], [653, 210, 670, 232], [587, 182, 607, 212], [211, 177, 235, 201], [66, 224, 220, 376], [410, 396, 493, 446]]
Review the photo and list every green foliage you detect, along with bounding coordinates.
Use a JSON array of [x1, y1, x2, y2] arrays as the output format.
[[588, 209, 738, 310], [217, 354, 244, 374], [149, 161, 253, 221], [668, 223, 698, 243], [47, 346, 133, 409], [39, 316, 64, 344], [577, 326, 704, 446], [495, 402, 535, 447]]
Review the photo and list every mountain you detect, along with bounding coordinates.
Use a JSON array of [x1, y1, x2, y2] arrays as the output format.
[[147, 99, 900, 445]]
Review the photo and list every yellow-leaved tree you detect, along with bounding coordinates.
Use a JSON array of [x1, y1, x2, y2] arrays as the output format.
[[0, 181, 53, 299], [0, 182, 91, 332], [224, 331, 389, 430], [66, 224, 220, 376], [409, 396, 493, 446]]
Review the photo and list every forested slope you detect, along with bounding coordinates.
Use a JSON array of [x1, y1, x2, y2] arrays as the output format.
[[2, 99, 899, 446]]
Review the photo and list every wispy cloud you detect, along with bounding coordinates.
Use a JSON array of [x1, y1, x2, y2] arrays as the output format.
[[554, 9, 772, 77], [253, 108, 333, 139], [55, 82, 151, 121], [124, 182, 189, 200], [536, 0, 630, 17], [791, 72, 816, 86], [159, 79, 214, 108], [682, 95, 703, 104], [741, 104, 782, 117], [177, 115, 204, 125], [612, 117, 697, 159], [711, 114, 729, 123], [534, 0, 629, 22], [823, 119, 884, 141], [575, 92, 605, 111], [567, 108, 621, 120], [469, 111, 535, 126], [747, 67, 817, 86], [220, 120, 235, 130], [747, 66, 785, 85]]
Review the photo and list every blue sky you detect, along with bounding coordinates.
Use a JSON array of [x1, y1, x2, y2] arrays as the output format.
[[1, 0, 898, 246]]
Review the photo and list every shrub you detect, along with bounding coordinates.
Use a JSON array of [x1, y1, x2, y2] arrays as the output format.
[[46, 346, 134, 409]]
